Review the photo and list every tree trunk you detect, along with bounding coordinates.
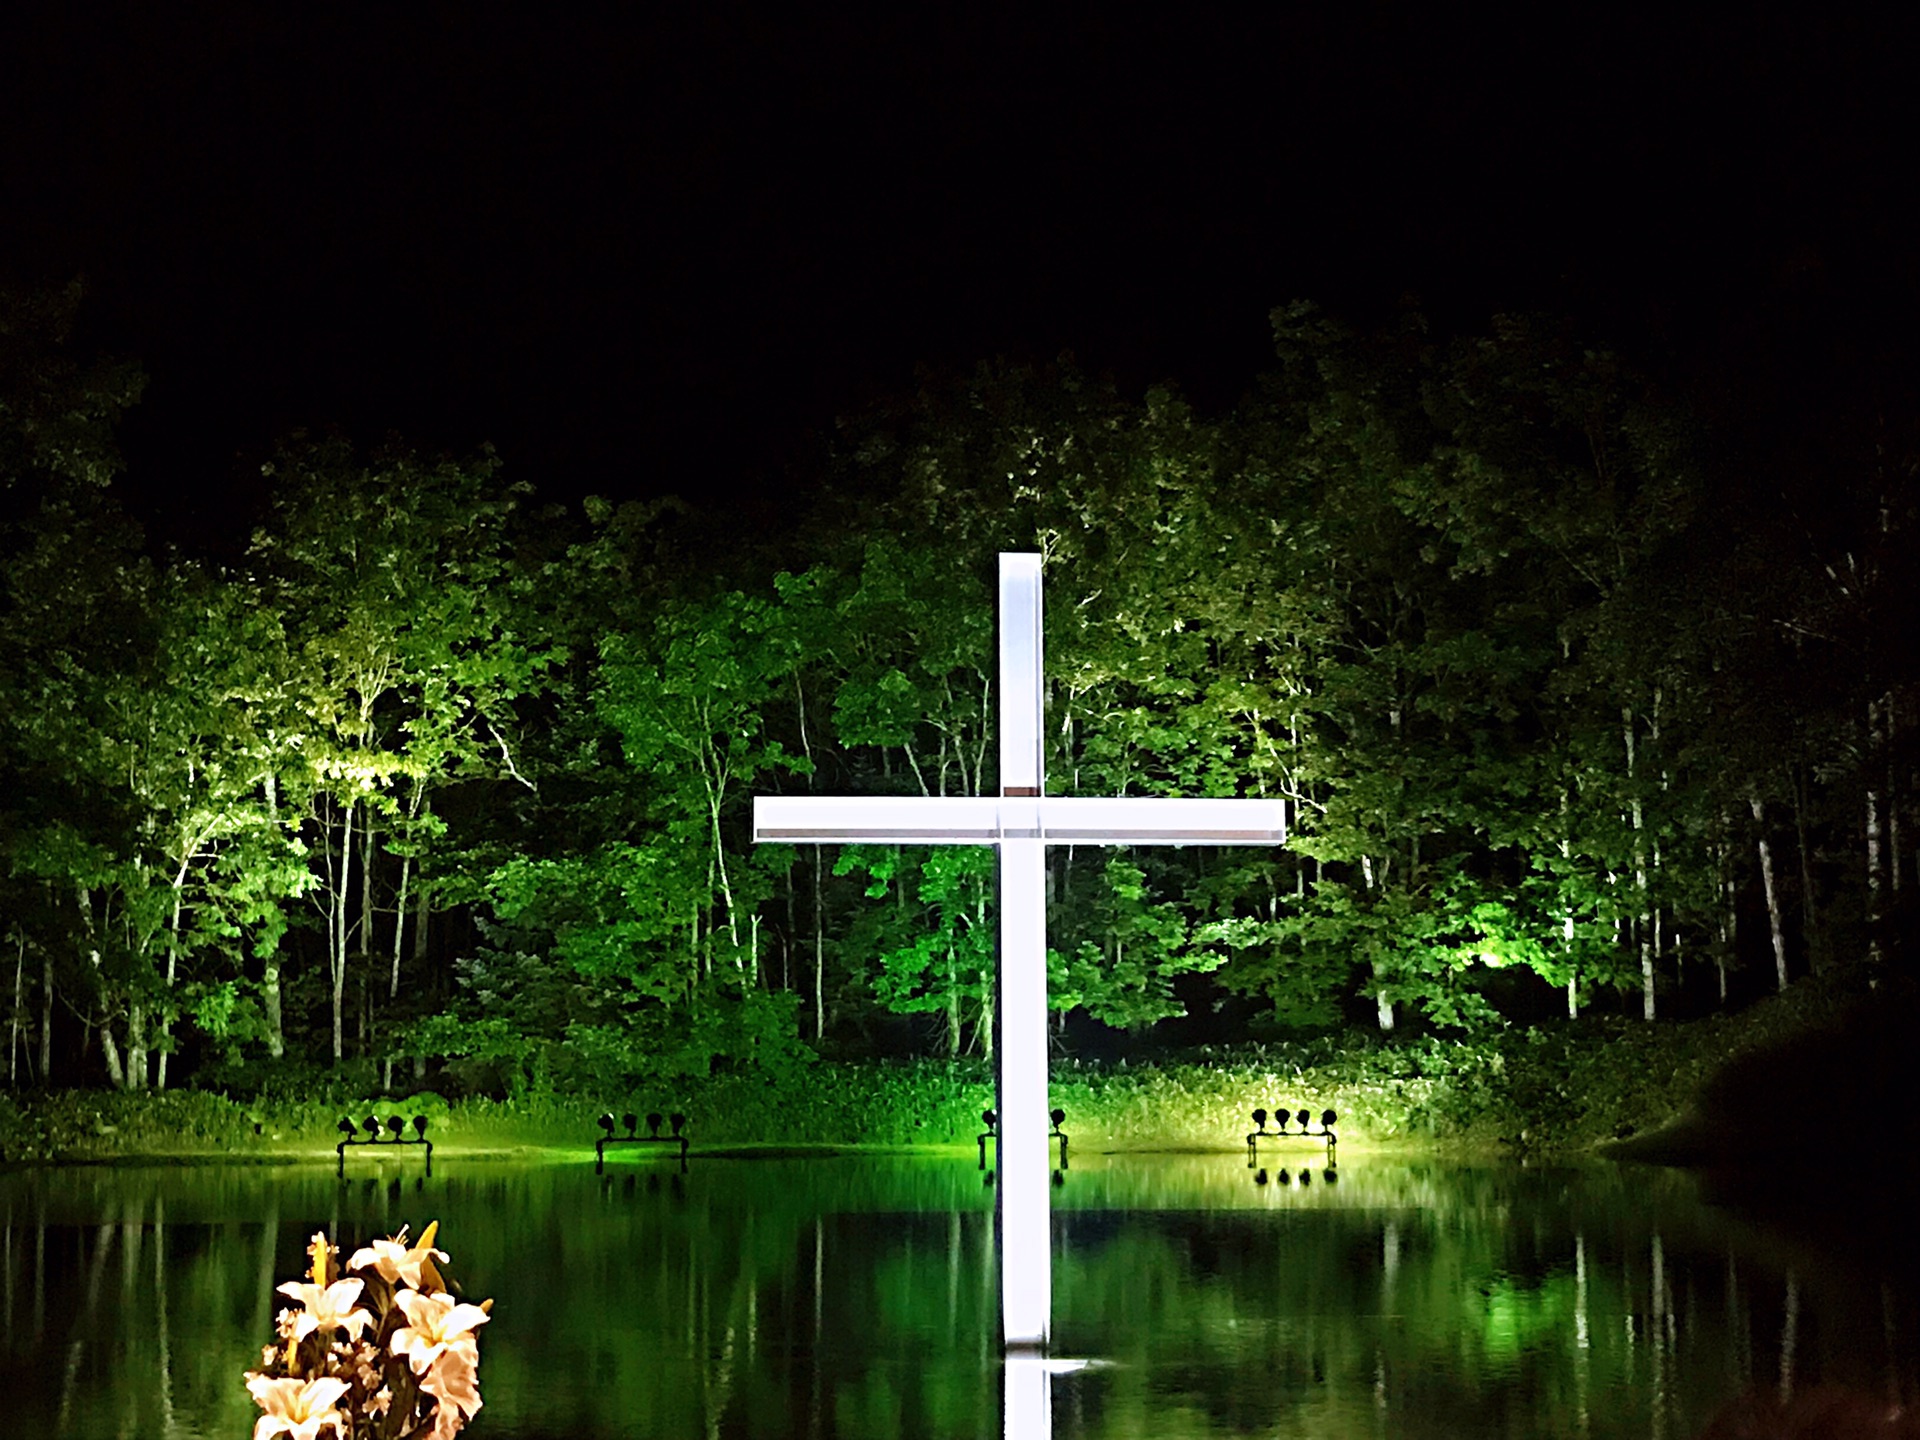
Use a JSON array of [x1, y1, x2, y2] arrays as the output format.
[[1625, 707, 1654, 1021], [96, 1013, 125, 1092], [781, 858, 797, 995], [261, 770, 285, 1059], [1639, 934, 1655, 1024], [1867, 695, 1885, 965], [9, 931, 24, 1087], [157, 862, 190, 1092], [946, 945, 963, 1054], [813, 844, 825, 1042], [1792, 767, 1821, 973], [360, 819, 375, 965], [124, 1006, 146, 1090], [692, 895, 704, 989], [76, 887, 127, 1089], [1563, 894, 1577, 1017], [262, 955, 285, 1060], [707, 791, 742, 959], [1359, 853, 1394, 1030], [1653, 872, 1664, 984], [411, 885, 430, 1082], [1751, 796, 1788, 991], [390, 852, 411, 1004], [972, 884, 993, 1057], [390, 787, 429, 1017], [1718, 845, 1734, 1006], [1652, 690, 1670, 1006], [1889, 697, 1902, 898], [1560, 791, 1578, 1018], [39, 942, 53, 1084], [415, 885, 430, 970], [383, 847, 411, 1093], [333, 798, 354, 1065]]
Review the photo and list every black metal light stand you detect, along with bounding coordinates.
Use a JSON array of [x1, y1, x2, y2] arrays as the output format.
[[1245, 1106, 1337, 1165], [976, 1107, 1069, 1171], [336, 1114, 434, 1176], [595, 1110, 689, 1173]]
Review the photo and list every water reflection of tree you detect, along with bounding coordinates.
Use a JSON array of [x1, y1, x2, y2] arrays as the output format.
[[0, 1161, 1915, 1439], [0, 1183, 268, 1437]]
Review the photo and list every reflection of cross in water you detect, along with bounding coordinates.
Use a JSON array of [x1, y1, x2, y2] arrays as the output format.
[[755, 553, 1285, 1352]]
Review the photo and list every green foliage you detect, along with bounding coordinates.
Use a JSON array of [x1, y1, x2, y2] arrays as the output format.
[[0, 281, 146, 495], [1055, 852, 1216, 1029], [3, 294, 1913, 1106], [833, 845, 996, 1053], [0, 965, 1882, 1165]]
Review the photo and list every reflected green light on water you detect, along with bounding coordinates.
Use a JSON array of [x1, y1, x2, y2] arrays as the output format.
[[0, 1155, 1911, 1438]]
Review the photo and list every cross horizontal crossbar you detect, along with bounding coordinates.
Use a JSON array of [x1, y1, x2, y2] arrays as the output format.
[[754, 795, 1285, 845]]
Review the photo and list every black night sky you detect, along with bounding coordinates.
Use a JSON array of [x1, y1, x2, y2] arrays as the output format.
[[4, 8, 1917, 548]]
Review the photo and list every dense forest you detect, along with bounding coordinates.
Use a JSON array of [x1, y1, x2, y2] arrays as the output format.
[[2, 286, 1915, 1100]]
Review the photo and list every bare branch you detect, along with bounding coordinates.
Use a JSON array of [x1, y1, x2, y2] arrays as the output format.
[[484, 717, 537, 792]]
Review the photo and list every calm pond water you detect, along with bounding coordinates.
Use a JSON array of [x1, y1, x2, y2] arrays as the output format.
[[0, 1152, 1912, 1439]]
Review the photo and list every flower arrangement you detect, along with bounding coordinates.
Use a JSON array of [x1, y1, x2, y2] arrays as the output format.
[[245, 1222, 493, 1440]]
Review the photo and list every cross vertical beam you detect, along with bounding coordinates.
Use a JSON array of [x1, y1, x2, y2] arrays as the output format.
[[998, 834, 1050, 1349], [995, 553, 1051, 1351], [998, 553, 1044, 797]]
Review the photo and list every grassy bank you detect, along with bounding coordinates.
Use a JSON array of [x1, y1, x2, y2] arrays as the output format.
[[0, 967, 1896, 1166]]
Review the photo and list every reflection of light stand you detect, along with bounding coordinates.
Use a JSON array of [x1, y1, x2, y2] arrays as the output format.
[[1252, 1162, 1338, 1187], [595, 1111, 689, 1173]]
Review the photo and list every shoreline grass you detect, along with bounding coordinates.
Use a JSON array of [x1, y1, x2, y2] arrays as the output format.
[[2, 966, 1899, 1170]]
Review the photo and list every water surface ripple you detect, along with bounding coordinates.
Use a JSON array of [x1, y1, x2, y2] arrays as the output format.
[[0, 1155, 1909, 1438]]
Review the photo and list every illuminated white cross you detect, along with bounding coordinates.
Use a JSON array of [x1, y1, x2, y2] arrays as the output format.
[[754, 553, 1283, 1352]]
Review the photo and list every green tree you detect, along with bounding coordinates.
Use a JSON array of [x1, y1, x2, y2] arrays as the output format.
[[0, 281, 144, 500], [250, 438, 555, 1065], [1, 522, 305, 1087]]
